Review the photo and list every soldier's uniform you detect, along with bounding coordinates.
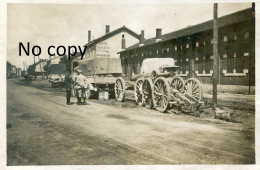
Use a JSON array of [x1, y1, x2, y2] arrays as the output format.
[[74, 71, 88, 104], [71, 72, 77, 96], [64, 73, 73, 104]]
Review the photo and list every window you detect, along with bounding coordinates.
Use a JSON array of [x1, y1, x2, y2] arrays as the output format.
[[234, 35, 237, 40], [122, 34, 125, 38], [244, 32, 249, 39], [196, 42, 199, 47], [244, 52, 249, 56], [223, 36, 228, 42]]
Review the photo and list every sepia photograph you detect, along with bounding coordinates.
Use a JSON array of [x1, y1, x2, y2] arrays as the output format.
[[5, 1, 257, 167]]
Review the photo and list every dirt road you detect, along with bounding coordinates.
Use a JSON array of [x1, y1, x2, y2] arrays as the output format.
[[7, 79, 255, 165]]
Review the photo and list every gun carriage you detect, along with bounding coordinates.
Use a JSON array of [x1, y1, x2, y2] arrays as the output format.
[[114, 57, 204, 113]]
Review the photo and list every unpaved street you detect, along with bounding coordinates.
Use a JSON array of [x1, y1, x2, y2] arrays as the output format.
[[7, 78, 255, 165]]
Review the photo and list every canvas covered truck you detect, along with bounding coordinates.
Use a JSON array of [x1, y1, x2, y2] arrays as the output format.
[[48, 64, 66, 87], [114, 57, 204, 113], [75, 57, 122, 99]]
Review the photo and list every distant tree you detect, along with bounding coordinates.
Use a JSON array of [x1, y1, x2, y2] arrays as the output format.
[[6, 61, 13, 74], [59, 54, 71, 72], [27, 64, 36, 76], [43, 60, 51, 74]]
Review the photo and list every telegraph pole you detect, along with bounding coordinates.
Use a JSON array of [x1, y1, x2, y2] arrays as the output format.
[[213, 3, 219, 108]]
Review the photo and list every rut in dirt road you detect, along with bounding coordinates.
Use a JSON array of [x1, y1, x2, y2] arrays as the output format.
[[7, 79, 255, 164]]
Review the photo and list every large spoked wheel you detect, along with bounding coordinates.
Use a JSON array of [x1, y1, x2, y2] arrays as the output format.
[[134, 78, 144, 106], [170, 76, 184, 93], [115, 77, 125, 102], [142, 78, 154, 109], [184, 78, 203, 103], [152, 77, 171, 113]]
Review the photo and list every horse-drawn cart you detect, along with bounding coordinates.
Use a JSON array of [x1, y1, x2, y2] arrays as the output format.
[[114, 58, 204, 113]]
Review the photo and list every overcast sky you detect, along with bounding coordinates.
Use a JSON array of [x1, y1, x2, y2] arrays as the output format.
[[7, 3, 252, 69]]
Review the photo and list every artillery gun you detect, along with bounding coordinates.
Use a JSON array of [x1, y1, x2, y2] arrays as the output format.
[[115, 58, 204, 113]]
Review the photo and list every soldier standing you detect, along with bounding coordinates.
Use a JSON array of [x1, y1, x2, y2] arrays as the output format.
[[74, 69, 88, 104], [64, 71, 73, 105]]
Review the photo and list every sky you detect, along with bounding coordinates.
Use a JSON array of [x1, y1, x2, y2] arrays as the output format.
[[7, 2, 252, 69]]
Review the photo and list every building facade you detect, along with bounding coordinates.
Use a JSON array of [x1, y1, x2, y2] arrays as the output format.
[[70, 25, 140, 72], [84, 25, 140, 59], [119, 8, 255, 86]]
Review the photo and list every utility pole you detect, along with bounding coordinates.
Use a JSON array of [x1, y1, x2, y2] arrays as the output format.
[[213, 3, 219, 108]]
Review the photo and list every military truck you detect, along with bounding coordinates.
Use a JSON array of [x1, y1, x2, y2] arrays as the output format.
[[75, 57, 121, 99], [48, 64, 66, 87]]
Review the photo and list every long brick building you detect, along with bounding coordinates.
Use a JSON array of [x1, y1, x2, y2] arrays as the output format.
[[118, 7, 255, 86]]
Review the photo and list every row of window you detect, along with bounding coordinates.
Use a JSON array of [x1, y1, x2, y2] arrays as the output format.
[[123, 33, 250, 58]]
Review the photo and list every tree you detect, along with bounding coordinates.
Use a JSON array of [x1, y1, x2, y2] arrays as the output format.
[[6, 61, 13, 75], [43, 60, 51, 74], [27, 64, 36, 76]]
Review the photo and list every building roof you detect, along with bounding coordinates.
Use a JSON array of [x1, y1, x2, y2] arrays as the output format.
[[84, 25, 140, 47], [119, 8, 253, 53]]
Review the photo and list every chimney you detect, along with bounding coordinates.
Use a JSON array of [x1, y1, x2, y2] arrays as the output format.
[[106, 25, 110, 34], [88, 30, 91, 42], [156, 28, 162, 42], [139, 30, 145, 46], [121, 34, 126, 50]]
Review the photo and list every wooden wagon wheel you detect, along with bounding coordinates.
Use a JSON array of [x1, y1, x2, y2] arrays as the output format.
[[134, 78, 144, 106], [170, 76, 184, 93], [184, 78, 203, 103], [115, 77, 125, 102], [152, 77, 171, 113], [142, 78, 154, 109]]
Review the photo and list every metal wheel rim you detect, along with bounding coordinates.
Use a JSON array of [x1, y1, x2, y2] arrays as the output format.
[[153, 77, 170, 112], [170, 76, 184, 92], [115, 78, 125, 101], [142, 79, 153, 109], [134, 78, 144, 106], [184, 78, 202, 102]]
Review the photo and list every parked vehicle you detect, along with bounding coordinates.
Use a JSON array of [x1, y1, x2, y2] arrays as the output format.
[[114, 57, 204, 113], [74, 58, 121, 99], [48, 64, 66, 87]]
